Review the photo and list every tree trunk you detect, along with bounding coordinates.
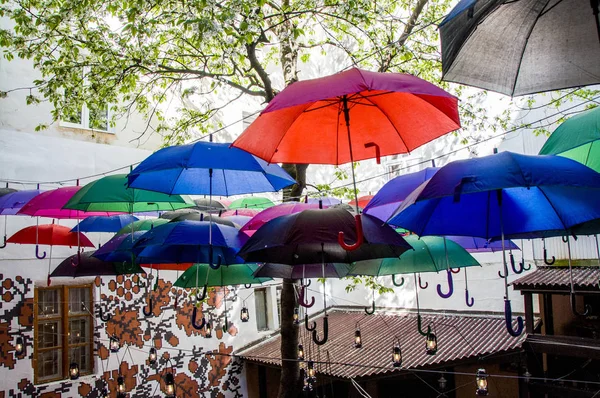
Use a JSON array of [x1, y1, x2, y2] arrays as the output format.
[[277, 278, 301, 398]]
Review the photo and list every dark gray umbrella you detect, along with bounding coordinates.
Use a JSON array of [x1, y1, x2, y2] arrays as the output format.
[[50, 251, 144, 278], [193, 197, 227, 213], [439, 0, 600, 96], [168, 212, 239, 228]]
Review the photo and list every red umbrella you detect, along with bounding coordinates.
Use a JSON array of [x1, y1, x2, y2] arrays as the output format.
[[348, 195, 374, 209]]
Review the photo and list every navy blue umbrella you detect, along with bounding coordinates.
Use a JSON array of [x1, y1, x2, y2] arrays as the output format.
[[71, 214, 139, 233], [388, 151, 600, 337], [127, 141, 296, 196], [93, 231, 146, 262]]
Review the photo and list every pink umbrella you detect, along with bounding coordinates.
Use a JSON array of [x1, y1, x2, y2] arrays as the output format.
[[241, 203, 322, 233]]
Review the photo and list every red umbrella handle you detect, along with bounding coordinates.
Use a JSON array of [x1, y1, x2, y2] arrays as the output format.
[[364, 142, 381, 164], [338, 215, 363, 251]]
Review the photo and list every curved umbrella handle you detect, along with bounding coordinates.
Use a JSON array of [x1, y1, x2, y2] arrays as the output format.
[[364, 142, 381, 164], [521, 260, 531, 271], [364, 300, 375, 315], [436, 270, 454, 299], [209, 246, 222, 270], [298, 285, 315, 308], [302, 279, 312, 288], [173, 293, 179, 309], [244, 283, 252, 289], [418, 276, 428, 290], [498, 269, 508, 278], [197, 284, 208, 301], [0, 235, 6, 249], [465, 289, 475, 307], [304, 314, 317, 332], [392, 274, 405, 287], [312, 316, 329, 345], [543, 248, 555, 265], [191, 306, 206, 330], [222, 316, 229, 333], [99, 306, 112, 322], [450, 268, 460, 274], [570, 293, 591, 317], [504, 299, 524, 337], [35, 245, 47, 259], [417, 314, 429, 336], [338, 215, 364, 251], [509, 252, 522, 274], [142, 297, 153, 317]]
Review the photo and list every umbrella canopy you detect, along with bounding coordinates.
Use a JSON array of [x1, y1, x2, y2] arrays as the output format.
[[0, 189, 44, 215], [159, 208, 206, 220], [439, 0, 600, 96], [232, 68, 460, 165], [193, 197, 228, 213], [127, 141, 296, 196], [228, 197, 275, 210], [237, 208, 412, 264], [221, 209, 260, 218], [253, 263, 351, 279], [70, 214, 139, 233], [388, 152, 600, 239], [116, 218, 169, 235], [241, 202, 321, 233], [63, 174, 195, 213], [445, 236, 519, 253], [168, 212, 238, 227], [348, 195, 374, 209], [224, 215, 252, 227], [93, 231, 145, 262], [348, 236, 479, 276], [364, 167, 438, 222], [539, 107, 600, 172], [50, 251, 144, 277], [174, 263, 271, 288], [7, 224, 94, 247], [306, 197, 341, 206], [141, 263, 192, 271], [0, 187, 17, 198], [18, 187, 118, 218]]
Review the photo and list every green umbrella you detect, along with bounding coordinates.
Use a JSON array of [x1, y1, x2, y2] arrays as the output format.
[[228, 196, 275, 210], [539, 107, 600, 172], [174, 263, 271, 288], [115, 218, 169, 235], [64, 174, 195, 213]]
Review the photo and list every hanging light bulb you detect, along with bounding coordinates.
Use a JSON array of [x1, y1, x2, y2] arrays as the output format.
[[392, 343, 402, 367], [15, 336, 24, 355], [307, 360, 316, 382], [205, 321, 212, 338], [354, 325, 362, 348], [425, 329, 438, 355], [117, 375, 126, 398], [109, 335, 120, 353], [69, 362, 80, 380], [297, 344, 304, 360], [293, 308, 300, 324], [240, 306, 249, 322], [475, 368, 489, 396], [148, 347, 157, 365], [165, 372, 176, 398]]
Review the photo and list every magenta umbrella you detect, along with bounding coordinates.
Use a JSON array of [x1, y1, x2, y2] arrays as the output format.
[[240, 202, 322, 233]]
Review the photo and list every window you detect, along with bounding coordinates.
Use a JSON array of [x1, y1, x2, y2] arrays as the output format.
[[34, 284, 93, 384], [60, 71, 112, 133], [254, 288, 269, 331]]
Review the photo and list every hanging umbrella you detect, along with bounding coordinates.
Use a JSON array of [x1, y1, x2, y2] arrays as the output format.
[[168, 212, 238, 228], [93, 231, 146, 262], [224, 215, 252, 227], [17, 186, 119, 218], [116, 218, 169, 235], [388, 151, 600, 336], [70, 214, 139, 233], [364, 167, 438, 222], [159, 208, 206, 220], [0, 189, 44, 249], [193, 198, 228, 213], [306, 197, 341, 206], [253, 263, 351, 279], [50, 251, 144, 277], [220, 209, 260, 218], [439, 0, 600, 97], [240, 202, 321, 234], [174, 263, 271, 288], [539, 107, 600, 172], [445, 236, 519, 253], [63, 174, 195, 213], [0, 187, 17, 198], [228, 197, 275, 210], [348, 195, 374, 209]]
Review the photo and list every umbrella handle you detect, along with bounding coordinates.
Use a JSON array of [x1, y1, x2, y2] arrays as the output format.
[[298, 285, 315, 308], [302, 279, 311, 288], [364, 300, 376, 315], [209, 253, 222, 270], [173, 292, 179, 309], [450, 268, 460, 274], [364, 142, 381, 164], [436, 270, 454, 299], [417, 314, 429, 336], [197, 284, 208, 301], [304, 314, 317, 332], [504, 299, 524, 337], [418, 276, 428, 290], [312, 315, 328, 346], [0, 235, 6, 249], [337, 215, 364, 251], [142, 297, 154, 317], [191, 306, 206, 330], [465, 289, 475, 307], [222, 316, 229, 333], [521, 260, 531, 271], [99, 307, 112, 322], [498, 268, 508, 278], [570, 293, 591, 317], [508, 252, 524, 275], [391, 275, 405, 287], [35, 245, 47, 259], [543, 248, 555, 265], [244, 284, 252, 289]]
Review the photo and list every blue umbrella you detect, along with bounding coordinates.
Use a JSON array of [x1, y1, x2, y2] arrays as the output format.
[[363, 167, 438, 222], [445, 236, 519, 253], [127, 141, 296, 196], [70, 215, 139, 233], [93, 231, 146, 262], [388, 151, 600, 337]]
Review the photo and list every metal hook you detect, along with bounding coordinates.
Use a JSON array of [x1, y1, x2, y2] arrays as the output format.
[[142, 297, 153, 317], [465, 289, 475, 307], [312, 316, 329, 345], [298, 285, 315, 308], [191, 305, 206, 330], [418, 275, 428, 290], [35, 244, 47, 259], [392, 274, 405, 287], [436, 270, 454, 299], [504, 299, 524, 337], [364, 300, 375, 315], [304, 314, 316, 332], [0, 235, 6, 249], [570, 293, 591, 317], [338, 215, 364, 251]]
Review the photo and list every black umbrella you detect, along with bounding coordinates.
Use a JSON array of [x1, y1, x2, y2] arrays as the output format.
[[168, 212, 239, 228], [50, 251, 145, 277], [237, 208, 411, 264], [439, 0, 600, 96]]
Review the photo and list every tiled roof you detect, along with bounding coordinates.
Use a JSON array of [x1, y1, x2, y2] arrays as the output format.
[[237, 309, 526, 379], [512, 266, 600, 290]]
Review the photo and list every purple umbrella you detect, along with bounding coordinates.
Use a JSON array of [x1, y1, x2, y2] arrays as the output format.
[[93, 232, 145, 261], [0, 189, 44, 249], [364, 167, 438, 222], [240, 202, 322, 233]]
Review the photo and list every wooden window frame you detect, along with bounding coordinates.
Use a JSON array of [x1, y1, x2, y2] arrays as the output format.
[[33, 284, 94, 385]]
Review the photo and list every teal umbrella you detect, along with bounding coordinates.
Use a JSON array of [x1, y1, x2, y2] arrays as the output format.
[[539, 107, 600, 172], [115, 219, 169, 235]]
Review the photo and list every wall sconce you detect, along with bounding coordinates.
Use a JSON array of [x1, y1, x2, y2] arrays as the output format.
[[240, 306, 249, 322], [109, 335, 120, 353], [392, 342, 402, 367], [148, 347, 157, 365]]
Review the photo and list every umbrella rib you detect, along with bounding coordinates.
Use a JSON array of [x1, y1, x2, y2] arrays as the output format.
[[536, 186, 570, 233], [362, 94, 411, 153]]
